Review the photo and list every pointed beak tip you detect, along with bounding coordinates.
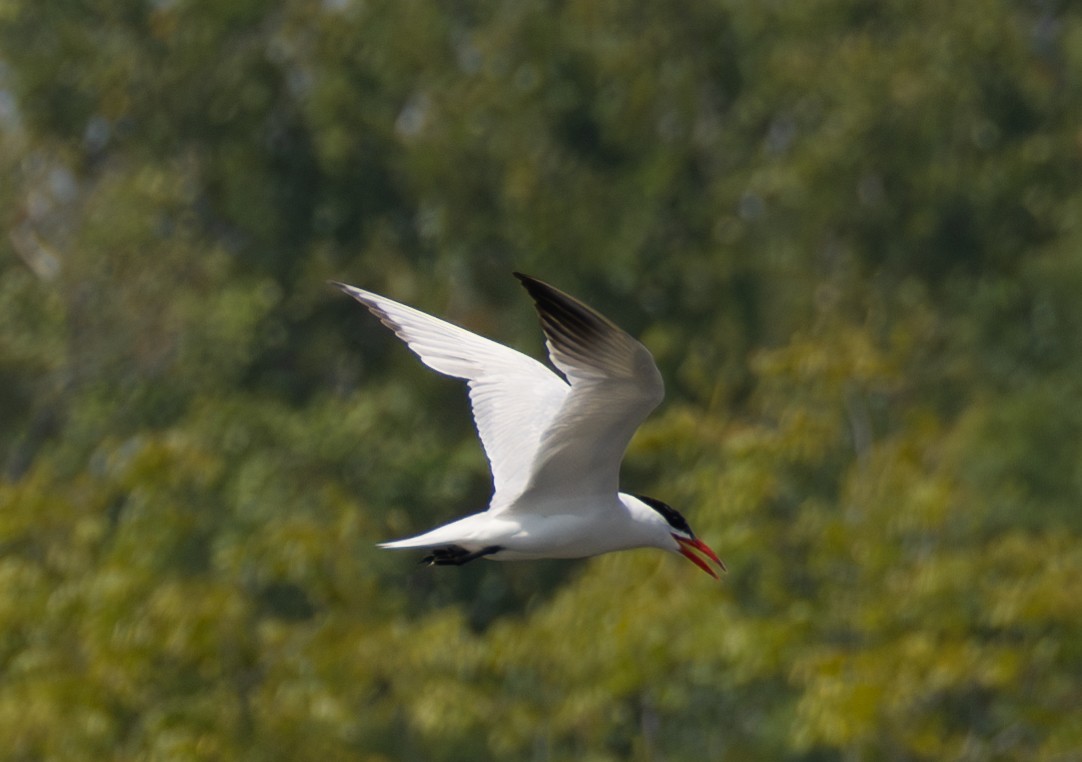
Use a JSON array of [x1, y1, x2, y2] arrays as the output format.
[[676, 536, 726, 580]]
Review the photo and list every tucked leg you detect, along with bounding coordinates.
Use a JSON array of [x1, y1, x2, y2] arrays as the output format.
[[421, 545, 503, 566]]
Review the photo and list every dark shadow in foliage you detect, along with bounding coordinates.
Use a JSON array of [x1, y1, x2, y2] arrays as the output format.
[[398, 556, 585, 633], [256, 581, 318, 622]]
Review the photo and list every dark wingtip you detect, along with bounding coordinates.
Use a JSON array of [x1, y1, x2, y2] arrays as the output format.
[[514, 273, 563, 314], [512, 273, 636, 380], [514, 272, 585, 312]]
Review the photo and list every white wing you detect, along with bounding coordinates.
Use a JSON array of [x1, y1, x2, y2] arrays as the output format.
[[510, 273, 664, 504], [333, 282, 568, 504]]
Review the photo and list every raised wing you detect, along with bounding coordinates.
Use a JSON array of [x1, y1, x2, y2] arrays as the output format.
[[510, 273, 664, 502], [333, 282, 568, 503]]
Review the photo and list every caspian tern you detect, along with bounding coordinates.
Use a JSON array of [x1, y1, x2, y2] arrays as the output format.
[[333, 274, 725, 578]]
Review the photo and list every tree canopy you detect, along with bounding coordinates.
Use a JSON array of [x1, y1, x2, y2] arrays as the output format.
[[2, 0, 1081, 759]]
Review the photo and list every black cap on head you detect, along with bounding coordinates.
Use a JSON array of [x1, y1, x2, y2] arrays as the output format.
[[632, 494, 693, 536]]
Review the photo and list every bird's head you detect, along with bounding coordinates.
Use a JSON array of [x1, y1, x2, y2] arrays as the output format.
[[628, 494, 726, 579]]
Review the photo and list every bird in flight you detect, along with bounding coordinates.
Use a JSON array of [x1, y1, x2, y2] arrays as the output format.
[[333, 273, 724, 578]]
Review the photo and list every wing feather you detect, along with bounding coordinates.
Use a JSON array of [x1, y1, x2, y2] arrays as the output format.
[[512, 274, 664, 501], [333, 282, 568, 503]]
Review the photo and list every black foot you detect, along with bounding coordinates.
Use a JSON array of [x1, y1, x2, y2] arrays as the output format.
[[421, 545, 503, 566]]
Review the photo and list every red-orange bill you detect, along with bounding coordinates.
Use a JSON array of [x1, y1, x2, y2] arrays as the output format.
[[676, 536, 727, 579]]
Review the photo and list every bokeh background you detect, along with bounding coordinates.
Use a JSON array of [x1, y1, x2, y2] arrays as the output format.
[[3, 1, 1082, 759]]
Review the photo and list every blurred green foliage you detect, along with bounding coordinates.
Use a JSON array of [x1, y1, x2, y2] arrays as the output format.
[[2, 0, 1082, 759]]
